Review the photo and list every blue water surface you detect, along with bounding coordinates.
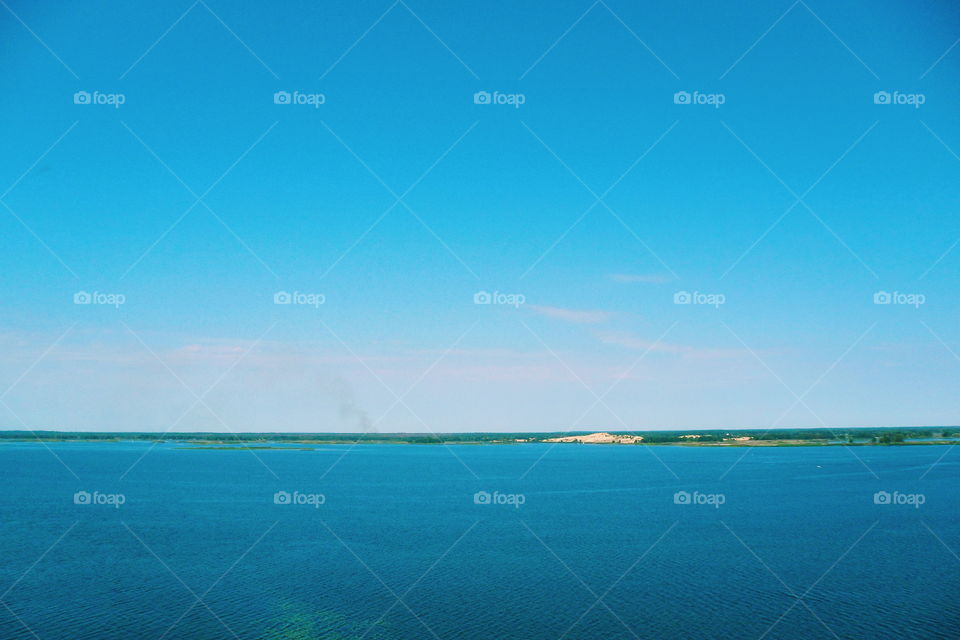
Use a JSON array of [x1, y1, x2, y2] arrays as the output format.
[[0, 442, 957, 639]]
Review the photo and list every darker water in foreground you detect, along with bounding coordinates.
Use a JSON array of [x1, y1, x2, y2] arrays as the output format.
[[0, 442, 957, 639]]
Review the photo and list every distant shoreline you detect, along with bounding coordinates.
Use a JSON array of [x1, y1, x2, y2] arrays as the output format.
[[1, 427, 957, 447]]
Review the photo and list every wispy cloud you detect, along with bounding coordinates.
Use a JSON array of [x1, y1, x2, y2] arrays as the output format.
[[596, 331, 746, 359], [530, 305, 613, 324], [608, 273, 673, 284]]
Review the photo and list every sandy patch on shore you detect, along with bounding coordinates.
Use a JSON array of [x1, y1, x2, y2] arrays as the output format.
[[542, 432, 644, 444]]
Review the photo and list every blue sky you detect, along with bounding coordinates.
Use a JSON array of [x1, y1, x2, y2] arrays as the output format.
[[1, 0, 958, 432]]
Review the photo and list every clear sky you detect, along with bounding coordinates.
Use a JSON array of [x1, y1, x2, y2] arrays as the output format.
[[1, 0, 959, 432]]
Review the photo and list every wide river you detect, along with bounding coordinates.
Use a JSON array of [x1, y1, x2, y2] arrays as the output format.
[[0, 441, 957, 638]]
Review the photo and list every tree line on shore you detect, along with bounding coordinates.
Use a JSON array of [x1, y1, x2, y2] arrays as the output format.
[[0, 427, 955, 444]]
